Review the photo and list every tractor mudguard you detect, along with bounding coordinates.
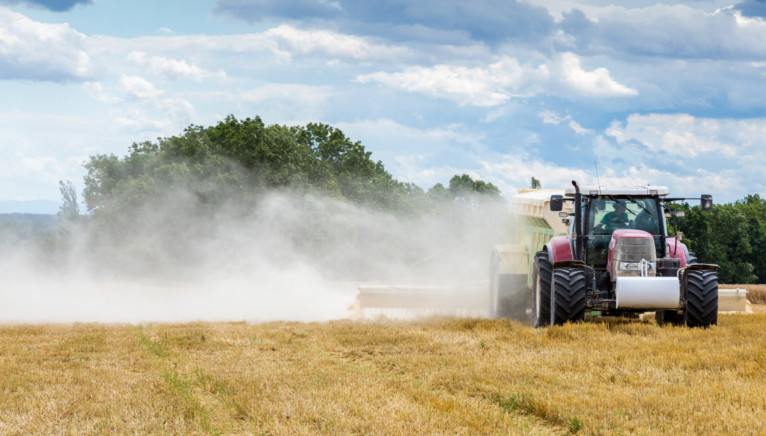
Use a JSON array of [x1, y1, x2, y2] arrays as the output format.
[[552, 260, 586, 269], [666, 237, 690, 268], [546, 236, 573, 264]]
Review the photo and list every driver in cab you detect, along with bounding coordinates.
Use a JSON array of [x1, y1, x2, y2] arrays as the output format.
[[601, 201, 629, 230]]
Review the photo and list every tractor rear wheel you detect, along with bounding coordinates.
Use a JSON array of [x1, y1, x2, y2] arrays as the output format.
[[685, 269, 718, 327], [531, 251, 552, 327], [550, 267, 586, 326]]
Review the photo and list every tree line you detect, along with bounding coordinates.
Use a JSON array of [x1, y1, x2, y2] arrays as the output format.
[[79, 115, 500, 218], [674, 195, 766, 284]]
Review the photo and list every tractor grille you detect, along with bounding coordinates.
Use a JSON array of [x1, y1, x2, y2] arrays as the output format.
[[613, 238, 656, 277]]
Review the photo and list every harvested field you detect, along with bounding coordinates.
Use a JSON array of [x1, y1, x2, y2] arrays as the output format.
[[1, 312, 766, 435]]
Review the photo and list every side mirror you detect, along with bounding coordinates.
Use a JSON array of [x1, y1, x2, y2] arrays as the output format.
[[550, 195, 563, 212], [701, 195, 713, 211]]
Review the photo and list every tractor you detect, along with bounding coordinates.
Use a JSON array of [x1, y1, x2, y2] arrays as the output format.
[[523, 181, 717, 327]]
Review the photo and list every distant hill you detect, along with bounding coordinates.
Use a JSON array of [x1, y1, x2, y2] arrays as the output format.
[[0, 200, 60, 214], [0, 213, 58, 228]]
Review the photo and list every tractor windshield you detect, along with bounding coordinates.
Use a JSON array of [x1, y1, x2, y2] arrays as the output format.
[[586, 197, 662, 267]]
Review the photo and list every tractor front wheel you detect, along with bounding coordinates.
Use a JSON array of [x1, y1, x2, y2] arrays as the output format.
[[550, 267, 586, 326], [685, 269, 718, 327]]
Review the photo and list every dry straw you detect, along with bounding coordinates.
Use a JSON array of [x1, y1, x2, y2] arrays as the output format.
[[0, 315, 765, 434]]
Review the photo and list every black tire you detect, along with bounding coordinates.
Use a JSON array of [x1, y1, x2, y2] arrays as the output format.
[[531, 251, 552, 327], [655, 310, 684, 326], [489, 253, 528, 320], [687, 252, 698, 265], [550, 267, 586, 326], [488, 253, 502, 318], [685, 269, 718, 328]]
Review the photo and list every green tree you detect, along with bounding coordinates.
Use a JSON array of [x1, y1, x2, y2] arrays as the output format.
[[57, 180, 80, 221], [530, 177, 541, 189], [448, 174, 501, 198], [82, 116, 414, 215], [676, 201, 758, 284]]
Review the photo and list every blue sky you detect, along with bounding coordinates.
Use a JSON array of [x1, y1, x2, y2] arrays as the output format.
[[2, 0, 766, 209]]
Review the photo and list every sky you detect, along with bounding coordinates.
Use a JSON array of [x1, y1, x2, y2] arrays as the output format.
[[2, 0, 766, 211]]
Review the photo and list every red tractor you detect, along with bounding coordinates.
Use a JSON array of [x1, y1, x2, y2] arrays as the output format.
[[531, 181, 717, 327]]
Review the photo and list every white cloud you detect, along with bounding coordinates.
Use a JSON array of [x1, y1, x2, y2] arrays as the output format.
[[0, 7, 94, 81], [605, 113, 755, 158], [231, 83, 333, 122], [538, 110, 593, 134], [337, 118, 481, 154], [539, 109, 564, 125], [555, 52, 638, 97], [119, 74, 163, 100], [263, 24, 414, 63], [479, 154, 593, 195], [478, 153, 744, 201], [563, 3, 766, 60], [568, 120, 592, 135], [127, 51, 226, 82], [83, 81, 121, 103], [335, 119, 484, 187], [356, 58, 533, 107], [115, 109, 173, 132], [356, 53, 636, 106], [240, 83, 332, 105]]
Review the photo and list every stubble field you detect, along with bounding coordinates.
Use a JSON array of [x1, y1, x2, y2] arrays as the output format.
[[1, 309, 766, 435]]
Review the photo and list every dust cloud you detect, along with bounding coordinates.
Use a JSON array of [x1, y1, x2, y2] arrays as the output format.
[[0, 189, 511, 324]]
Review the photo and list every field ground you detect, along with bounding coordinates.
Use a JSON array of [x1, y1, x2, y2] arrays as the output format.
[[1, 306, 766, 435]]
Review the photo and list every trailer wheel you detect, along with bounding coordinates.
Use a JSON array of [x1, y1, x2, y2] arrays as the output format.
[[489, 253, 502, 318], [685, 269, 718, 328], [550, 267, 586, 326], [488, 253, 526, 320], [531, 251, 552, 327], [655, 310, 684, 326]]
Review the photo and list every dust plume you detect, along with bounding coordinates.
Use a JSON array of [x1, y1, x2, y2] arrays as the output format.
[[0, 187, 511, 324]]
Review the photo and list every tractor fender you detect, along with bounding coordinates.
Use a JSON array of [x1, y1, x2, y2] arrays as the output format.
[[666, 237, 690, 268], [545, 236, 573, 264], [680, 263, 719, 274], [679, 263, 719, 302], [552, 260, 586, 269]]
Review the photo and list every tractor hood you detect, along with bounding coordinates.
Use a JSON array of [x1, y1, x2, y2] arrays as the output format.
[[607, 229, 657, 281]]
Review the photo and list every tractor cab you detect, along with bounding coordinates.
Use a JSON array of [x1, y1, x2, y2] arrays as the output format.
[[553, 186, 672, 280], [582, 193, 666, 273]]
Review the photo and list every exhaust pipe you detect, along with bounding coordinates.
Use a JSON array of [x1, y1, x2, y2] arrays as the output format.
[[572, 180, 583, 261]]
